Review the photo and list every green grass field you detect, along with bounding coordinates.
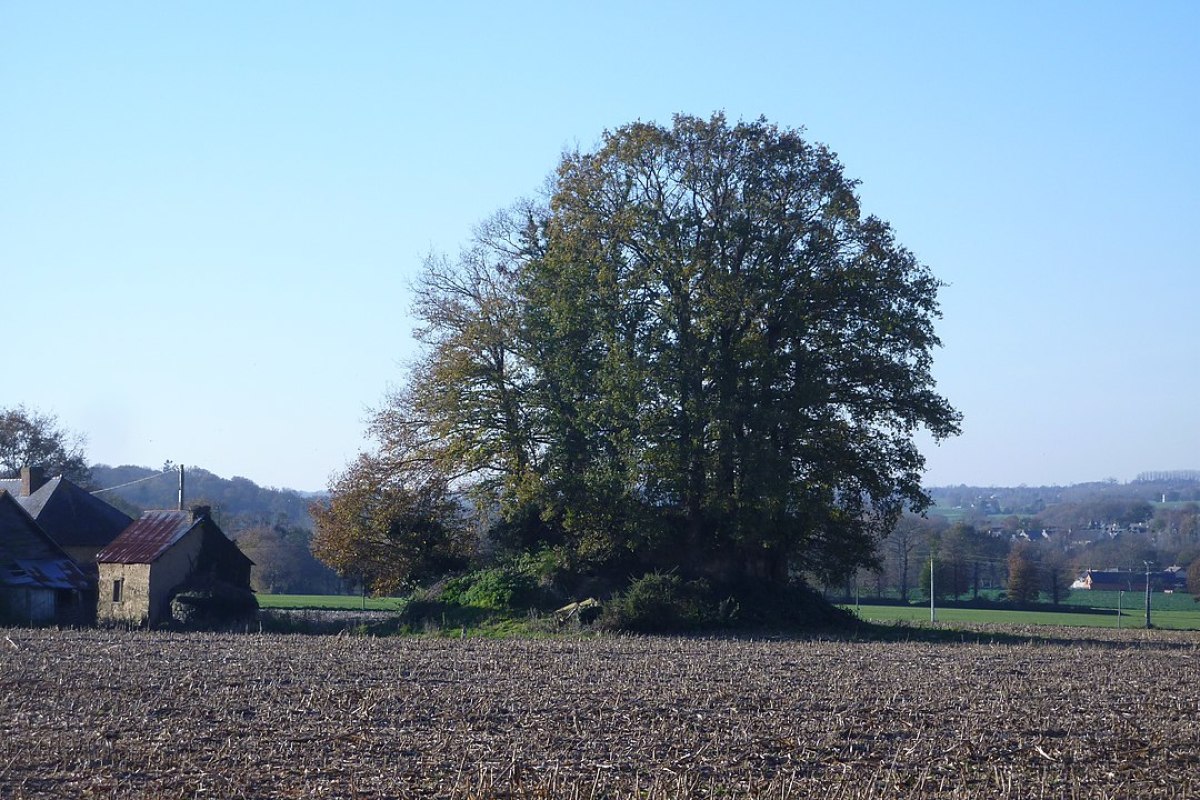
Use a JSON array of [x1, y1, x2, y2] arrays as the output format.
[[1059, 589, 1198, 611], [258, 591, 1200, 631], [256, 594, 406, 611], [845, 602, 1200, 630]]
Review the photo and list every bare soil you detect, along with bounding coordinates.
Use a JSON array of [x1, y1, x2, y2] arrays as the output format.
[[1, 626, 1197, 798]]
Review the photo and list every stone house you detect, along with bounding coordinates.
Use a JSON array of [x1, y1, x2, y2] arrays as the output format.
[[0, 490, 91, 624], [0, 467, 133, 566], [95, 506, 254, 627]]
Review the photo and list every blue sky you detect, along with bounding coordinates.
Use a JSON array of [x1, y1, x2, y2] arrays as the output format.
[[2, 2, 1197, 492]]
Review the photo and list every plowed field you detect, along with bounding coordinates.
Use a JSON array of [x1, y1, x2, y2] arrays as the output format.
[[1, 627, 1197, 798]]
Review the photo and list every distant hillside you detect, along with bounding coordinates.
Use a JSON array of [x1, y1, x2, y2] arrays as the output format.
[[89, 464, 321, 533], [928, 475, 1200, 519]]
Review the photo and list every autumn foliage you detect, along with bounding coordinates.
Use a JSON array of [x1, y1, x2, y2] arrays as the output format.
[[314, 114, 958, 604]]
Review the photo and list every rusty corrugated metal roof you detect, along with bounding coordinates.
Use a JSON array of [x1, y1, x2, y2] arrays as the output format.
[[95, 510, 197, 564]]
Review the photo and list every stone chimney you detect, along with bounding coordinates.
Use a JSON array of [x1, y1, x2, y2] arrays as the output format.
[[191, 504, 212, 522], [20, 466, 47, 497]]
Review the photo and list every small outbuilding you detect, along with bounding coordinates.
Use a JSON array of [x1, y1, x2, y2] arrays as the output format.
[[95, 506, 254, 627], [0, 490, 91, 625]]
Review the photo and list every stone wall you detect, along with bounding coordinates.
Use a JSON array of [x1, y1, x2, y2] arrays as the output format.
[[147, 528, 204, 626], [96, 563, 153, 626]]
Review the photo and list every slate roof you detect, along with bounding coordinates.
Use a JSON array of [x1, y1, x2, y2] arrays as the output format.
[[95, 510, 199, 564], [0, 491, 91, 590], [0, 477, 132, 548]]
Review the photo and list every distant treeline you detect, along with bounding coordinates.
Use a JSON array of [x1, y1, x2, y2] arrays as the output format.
[[929, 476, 1200, 517], [1136, 470, 1200, 483], [90, 464, 319, 530], [857, 476, 1200, 606]]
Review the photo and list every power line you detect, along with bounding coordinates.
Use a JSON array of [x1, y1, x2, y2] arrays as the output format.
[[90, 468, 175, 495]]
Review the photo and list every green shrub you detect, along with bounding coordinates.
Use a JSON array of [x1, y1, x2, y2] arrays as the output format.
[[518, 547, 567, 588], [600, 574, 852, 633], [435, 551, 562, 613], [434, 574, 476, 606], [600, 572, 719, 633], [170, 582, 259, 629], [459, 567, 538, 611]]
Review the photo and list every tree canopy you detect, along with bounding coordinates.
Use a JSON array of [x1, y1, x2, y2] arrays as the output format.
[[0, 405, 91, 485], [315, 113, 959, 597], [311, 450, 473, 595]]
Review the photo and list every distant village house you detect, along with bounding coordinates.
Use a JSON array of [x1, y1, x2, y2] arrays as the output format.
[[1072, 568, 1188, 593]]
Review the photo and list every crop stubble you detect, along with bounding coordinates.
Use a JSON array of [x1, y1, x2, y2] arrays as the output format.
[[1, 627, 1197, 798]]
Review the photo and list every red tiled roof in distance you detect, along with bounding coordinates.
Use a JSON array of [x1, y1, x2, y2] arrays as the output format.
[[96, 510, 198, 564]]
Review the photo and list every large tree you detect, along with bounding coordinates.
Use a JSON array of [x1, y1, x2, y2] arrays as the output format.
[[310, 449, 473, 595], [1007, 541, 1041, 604], [0, 405, 90, 485], [524, 114, 958, 583], [326, 113, 959, 593]]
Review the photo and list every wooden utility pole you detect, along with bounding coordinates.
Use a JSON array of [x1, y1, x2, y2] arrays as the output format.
[[930, 555, 937, 623], [1144, 561, 1153, 629]]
